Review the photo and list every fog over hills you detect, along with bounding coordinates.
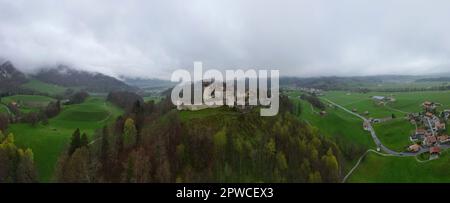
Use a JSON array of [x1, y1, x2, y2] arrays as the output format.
[[2, 0, 450, 79]]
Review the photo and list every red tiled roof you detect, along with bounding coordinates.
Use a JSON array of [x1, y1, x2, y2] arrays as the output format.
[[430, 146, 440, 154]]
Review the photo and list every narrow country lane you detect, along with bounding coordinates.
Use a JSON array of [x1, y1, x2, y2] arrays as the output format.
[[322, 98, 450, 156]]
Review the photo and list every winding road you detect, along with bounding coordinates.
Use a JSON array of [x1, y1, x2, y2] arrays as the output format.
[[322, 98, 449, 156]]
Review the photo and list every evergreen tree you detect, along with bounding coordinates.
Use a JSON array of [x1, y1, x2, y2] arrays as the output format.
[[81, 133, 89, 147], [68, 128, 81, 155]]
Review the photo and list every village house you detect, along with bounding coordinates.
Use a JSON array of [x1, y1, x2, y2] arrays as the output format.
[[441, 110, 450, 120], [422, 101, 436, 112], [430, 146, 441, 160], [423, 135, 437, 147], [363, 121, 371, 131], [372, 96, 395, 105], [438, 135, 450, 144], [10, 101, 19, 108], [372, 96, 385, 101], [408, 144, 421, 152]]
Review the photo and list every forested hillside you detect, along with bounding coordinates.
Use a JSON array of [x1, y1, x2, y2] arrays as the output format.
[[54, 96, 342, 183]]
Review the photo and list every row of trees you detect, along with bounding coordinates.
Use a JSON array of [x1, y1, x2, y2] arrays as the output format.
[[300, 94, 326, 110], [21, 100, 61, 126]]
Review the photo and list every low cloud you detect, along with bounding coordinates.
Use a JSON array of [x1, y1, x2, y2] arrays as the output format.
[[1, 0, 450, 79]]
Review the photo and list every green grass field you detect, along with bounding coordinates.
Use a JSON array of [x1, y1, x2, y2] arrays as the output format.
[[323, 90, 450, 117], [320, 90, 450, 182], [349, 150, 450, 183], [373, 119, 415, 152], [360, 81, 449, 91], [287, 90, 376, 149], [8, 96, 123, 182], [323, 91, 403, 118], [1, 94, 56, 113], [322, 90, 450, 152], [21, 79, 67, 95], [288, 93, 375, 173]]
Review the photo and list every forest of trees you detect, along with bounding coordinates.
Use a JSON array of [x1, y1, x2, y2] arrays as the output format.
[[54, 95, 342, 183], [107, 91, 144, 110], [66, 91, 89, 104], [0, 131, 37, 183]]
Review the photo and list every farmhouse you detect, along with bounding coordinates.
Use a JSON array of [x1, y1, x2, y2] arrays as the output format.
[[430, 146, 441, 160], [438, 135, 450, 143], [422, 101, 436, 112], [408, 144, 421, 152], [430, 146, 441, 154], [372, 95, 395, 103], [363, 121, 371, 131], [372, 96, 385, 101]]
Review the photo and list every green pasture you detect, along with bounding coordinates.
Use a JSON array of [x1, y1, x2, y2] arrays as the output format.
[[8, 96, 123, 182], [349, 150, 450, 183]]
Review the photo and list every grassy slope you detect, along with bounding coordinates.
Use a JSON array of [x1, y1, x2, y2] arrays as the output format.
[[373, 119, 415, 152], [296, 99, 374, 148], [286, 91, 375, 173], [323, 90, 450, 182], [21, 79, 67, 95], [349, 150, 450, 183], [8, 96, 123, 182]]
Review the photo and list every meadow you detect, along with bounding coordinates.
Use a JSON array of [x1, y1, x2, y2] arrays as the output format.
[[1, 94, 56, 113], [286, 90, 376, 173], [372, 118, 415, 152], [324, 90, 450, 117], [320, 90, 450, 182], [8, 96, 123, 181], [21, 79, 67, 95], [348, 150, 450, 183]]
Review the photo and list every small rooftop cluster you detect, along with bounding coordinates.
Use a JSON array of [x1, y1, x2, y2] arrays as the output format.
[[408, 101, 449, 159]]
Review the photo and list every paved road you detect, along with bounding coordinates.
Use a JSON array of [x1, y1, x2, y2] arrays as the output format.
[[322, 98, 449, 156]]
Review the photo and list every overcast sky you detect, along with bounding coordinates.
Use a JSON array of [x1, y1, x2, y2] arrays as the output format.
[[1, 0, 450, 79]]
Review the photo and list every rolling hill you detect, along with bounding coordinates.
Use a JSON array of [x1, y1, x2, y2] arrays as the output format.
[[34, 65, 139, 93], [0, 61, 28, 94]]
